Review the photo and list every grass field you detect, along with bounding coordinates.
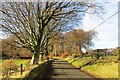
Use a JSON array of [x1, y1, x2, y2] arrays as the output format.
[[1, 59, 30, 67], [65, 56, 118, 78], [66, 57, 91, 68], [82, 63, 118, 78]]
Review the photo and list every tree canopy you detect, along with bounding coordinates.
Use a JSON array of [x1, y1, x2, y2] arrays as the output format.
[[0, 1, 102, 64]]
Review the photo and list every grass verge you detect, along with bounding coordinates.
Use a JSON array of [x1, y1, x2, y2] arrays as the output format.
[[65, 56, 118, 78]]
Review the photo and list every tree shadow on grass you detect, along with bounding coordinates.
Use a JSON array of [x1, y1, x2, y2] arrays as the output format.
[[68, 58, 78, 64]]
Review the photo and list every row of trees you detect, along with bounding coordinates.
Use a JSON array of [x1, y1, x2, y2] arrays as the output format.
[[1, 29, 96, 58], [51, 29, 97, 58], [0, 1, 103, 65], [1, 35, 32, 59]]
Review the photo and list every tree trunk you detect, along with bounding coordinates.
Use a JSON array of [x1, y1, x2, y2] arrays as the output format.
[[45, 39, 49, 56], [30, 53, 39, 65], [79, 48, 83, 58], [39, 54, 43, 61]]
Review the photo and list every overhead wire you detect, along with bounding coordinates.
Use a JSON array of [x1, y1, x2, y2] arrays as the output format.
[[91, 11, 119, 31]]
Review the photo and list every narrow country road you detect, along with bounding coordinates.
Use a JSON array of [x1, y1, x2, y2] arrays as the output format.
[[37, 58, 97, 80]]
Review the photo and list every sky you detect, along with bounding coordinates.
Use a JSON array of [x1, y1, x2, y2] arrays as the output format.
[[82, 0, 119, 49]]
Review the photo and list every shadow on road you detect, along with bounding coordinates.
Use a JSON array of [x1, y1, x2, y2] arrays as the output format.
[[35, 58, 97, 80]]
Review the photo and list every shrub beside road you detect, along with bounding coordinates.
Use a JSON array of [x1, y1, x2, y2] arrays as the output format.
[[0, 59, 45, 79]]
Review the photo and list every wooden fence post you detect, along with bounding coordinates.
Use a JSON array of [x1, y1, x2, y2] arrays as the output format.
[[20, 64, 23, 75]]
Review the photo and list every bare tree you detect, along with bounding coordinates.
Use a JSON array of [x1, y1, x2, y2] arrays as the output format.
[[65, 29, 97, 58], [0, 1, 101, 65], [49, 32, 64, 56]]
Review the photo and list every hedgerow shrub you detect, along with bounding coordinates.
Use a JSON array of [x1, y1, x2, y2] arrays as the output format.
[[49, 52, 54, 59], [2, 59, 18, 77], [61, 52, 69, 58]]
